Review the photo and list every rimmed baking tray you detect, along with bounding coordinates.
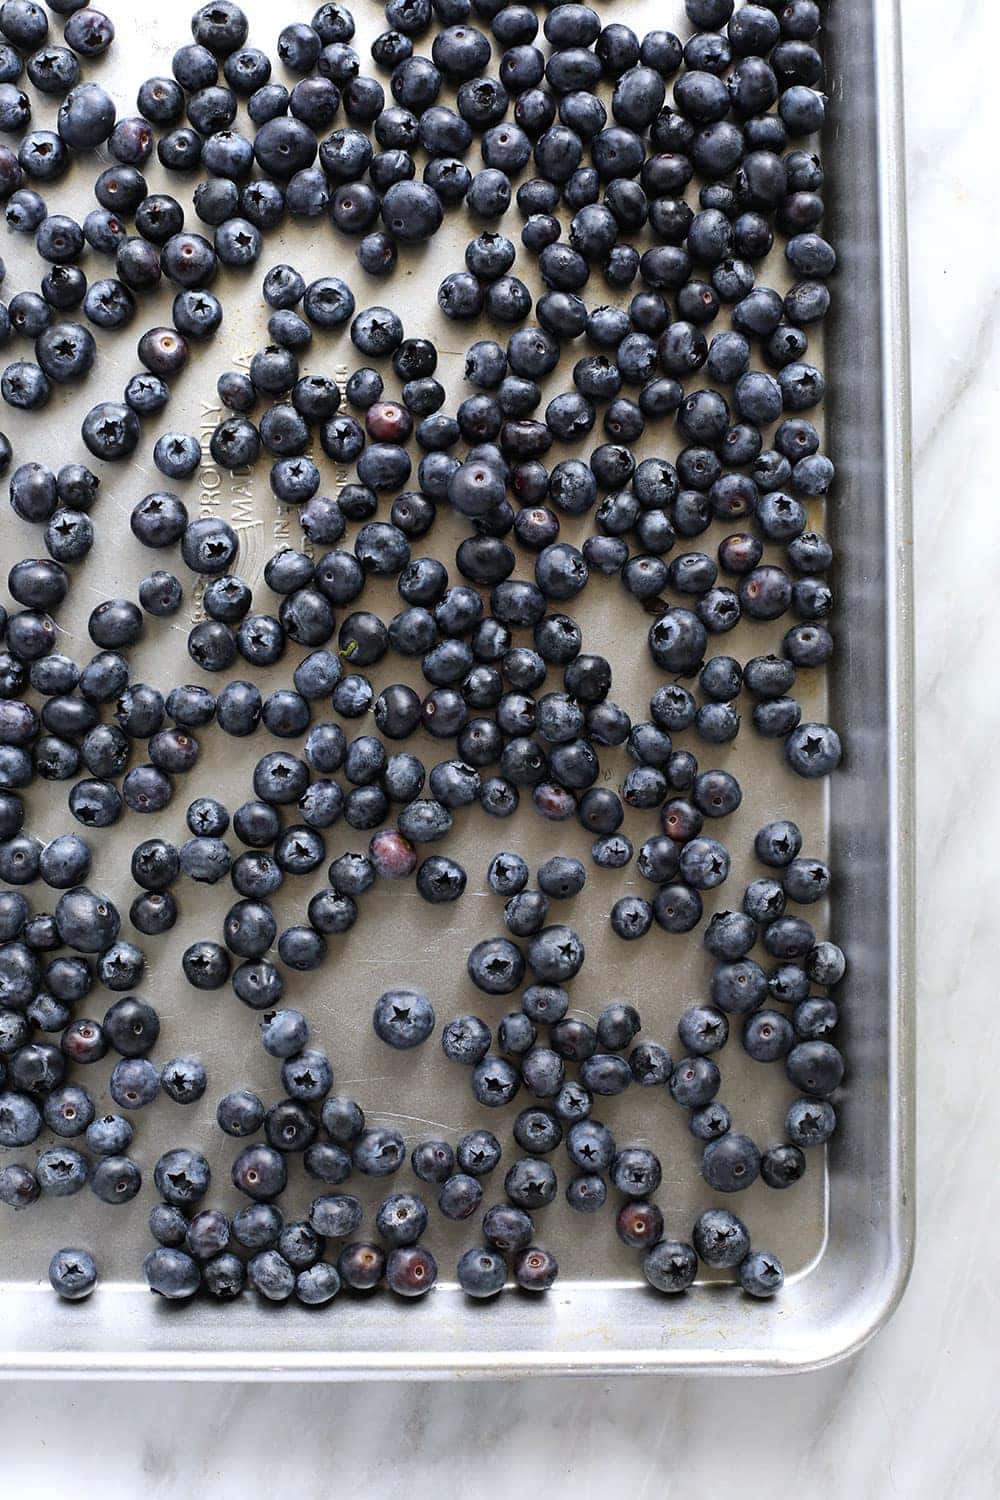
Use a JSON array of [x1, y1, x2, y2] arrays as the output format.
[[0, 0, 913, 1376]]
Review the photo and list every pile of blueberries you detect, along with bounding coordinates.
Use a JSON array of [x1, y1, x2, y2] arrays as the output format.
[[0, 0, 845, 1310], [134, 1001, 566, 1302]]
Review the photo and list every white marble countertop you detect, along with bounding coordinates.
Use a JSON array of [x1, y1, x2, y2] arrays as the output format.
[[2, 1, 993, 1494]]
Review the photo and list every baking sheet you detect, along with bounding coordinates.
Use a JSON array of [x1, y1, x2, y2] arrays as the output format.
[[0, 0, 913, 1374]]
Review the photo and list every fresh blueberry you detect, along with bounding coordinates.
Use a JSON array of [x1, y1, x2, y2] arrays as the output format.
[[48, 1246, 98, 1299], [457, 1245, 506, 1297], [373, 988, 435, 1049], [739, 1249, 784, 1297], [760, 1143, 807, 1189], [701, 1132, 761, 1193], [385, 1244, 437, 1297], [693, 1207, 751, 1269], [512, 1244, 558, 1292], [642, 1239, 697, 1294], [467, 936, 525, 995], [353, 1126, 405, 1178], [144, 1247, 201, 1299]]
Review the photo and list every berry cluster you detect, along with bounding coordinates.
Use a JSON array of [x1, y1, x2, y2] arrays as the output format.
[[0, 0, 843, 1315]]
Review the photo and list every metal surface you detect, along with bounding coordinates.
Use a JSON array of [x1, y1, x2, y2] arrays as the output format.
[[0, 0, 913, 1376]]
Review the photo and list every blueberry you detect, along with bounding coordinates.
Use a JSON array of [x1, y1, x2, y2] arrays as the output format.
[[280, 1048, 332, 1104], [295, 1198, 358, 1253], [794, 997, 839, 1041], [444, 1134, 497, 1189], [509, 1102, 561, 1156], [53, 885, 119, 954], [5, 189, 44, 235], [337, 1240, 385, 1290], [786, 1096, 837, 1147], [144, 1247, 201, 1299], [701, 1132, 761, 1194], [468, 1052, 519, 1108], [48, 1246, 98, 1299], [762, 914, 815, 960], [512, 1244, 558, 1292], [36, 1145, 88, 1196], [378, 178, 442, 243], [592, 833, 633, 869], [807, 940, 846, 986], [504, 890, 548, 937], [38, 833, 90, 889], [406, 852, 463, 907], [563, 1118, 614, 1174], [0, 80, 29, 137], [704, 910, 756, 962], [520, 1045, 564, 1099], [43, 1083, 94, 1137], [178, 935, 230, 991], [160, 1055, 207, 1105], [139, 570, 184, 618], [57, 81, 116, 148], [667, 1051, 721, 1108], [611, 1200, 663, 1256], [437, 1014, 491, 1074], [408, 1138, 453, 1185], [596, 1003, 641, 1053], [375, 1190, 429, 1247], [643, 1239, 697, 1294], [0, 1090, 41, 1146], [353, 1126, 405, 1177], [386, 1244, 437, 1297], [294, 1133, 347, 1182], [605, 895, 649, 942], [232, 1142, 287, 1201], [277, 21, 321, 72], [467, 936, 525, 995], [292, 1262, 339, 1305], [760, 1142, 807, 1188], [711, 958, 769, 1015], [537, 855, 586, 899], [754, 819, 803, 868], [743, 1009, 795, 1062], [739, 1249, 784, 1297], [372, 988, 435, 1049], [80, 1109, 129, 1158], [504, 1155, 556, 1209], [769, 964, 811, 1005], [679, 837, 730, 890], [27, 995, 70, 1033], [525, 923, 584, 983], [226, 1203, 279, 1252], [677, 1209, 749, 1278], [90, 1154, 141, 1205], [623, 1039, 671, 1088], [213, 1088, 262, 1138], [196, 1252, 242, 1299], [248, 1249, 295, 1302], [611, 1146, 661, 1198], [648, 607, 707, 674], [785, 1039, 845, 1098], [457, 1245, 506, 1298]]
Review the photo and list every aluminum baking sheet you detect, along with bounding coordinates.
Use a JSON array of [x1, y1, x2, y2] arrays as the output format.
[[0, 0, 913, 1375]]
